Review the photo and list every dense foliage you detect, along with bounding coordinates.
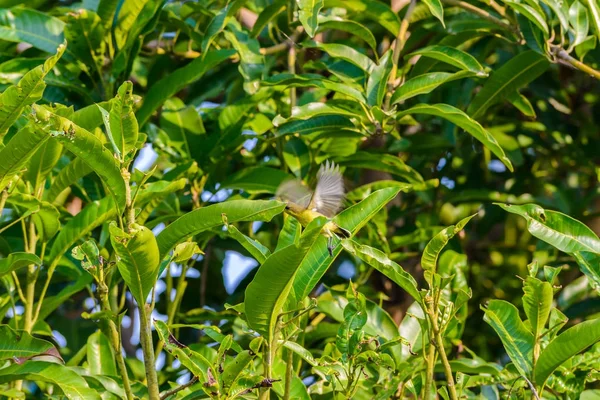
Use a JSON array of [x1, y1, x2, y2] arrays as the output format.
[[0, 0, 600, 398]]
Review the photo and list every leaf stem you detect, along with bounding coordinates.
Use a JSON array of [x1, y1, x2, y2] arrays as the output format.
[[554, 47, 600, 80], [283, 347, 294, 400]]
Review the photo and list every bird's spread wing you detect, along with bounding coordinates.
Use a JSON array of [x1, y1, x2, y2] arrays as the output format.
[[276, 179, 312, 209], [311, 161, 345, 217]]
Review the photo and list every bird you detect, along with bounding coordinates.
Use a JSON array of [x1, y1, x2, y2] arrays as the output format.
[[276, 161, 351, 256]]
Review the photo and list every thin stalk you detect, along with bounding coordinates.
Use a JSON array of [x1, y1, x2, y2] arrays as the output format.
[[283, 348, 294, 400], [423, 341, 436, 399], [434, 330, 458, 400], [32, 261, 57, 324], [0, 189, 8, 216], [259, 343, 273, 400], [288, 45, 297, 108], [555, 48, 600, 80], [23, 219, 38, 333], [139, 303, 160, 400], [159, 376, 198, 400]]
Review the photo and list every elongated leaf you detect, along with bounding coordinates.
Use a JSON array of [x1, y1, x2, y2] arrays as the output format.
[[0, 325, 57, 361], [136, 49, 235, 126], [570, 1, 590, 47], [534, 317, 600, 384], [337, 151, 424, 183], [0, 125, 48, 191], [277, 115, 355, 135], [246, 217, 326, 341], [251, 0, 286, 37], [201, 0, 245, 52], [6, 193, 60, 241], [114, 0, 152, 49], [30, 105, 127, 213], [109, 81, 138, 157], [36, 272, 92, 321], [45, 158, 92, 202], [541, 0, 569, 31], [421, 214, 476, 276], [505, 0, 549, 36], [573, 251, 600, 291], [291, 187, 401, 302], [276, 214, 301, 252], [262, 73, 366, 103], [398, 104, 514, 172], [304, 41, 375, 72], [283, 137, 310, 178], [366, 51, 392, 107], [323, 0, 401, 35], [508, 91, 536, 117], [347, 179, 438, 201], [223, 350, 255, 392], [342, 240, 421, 303], [64, 9, 104, 79], [482, 300, 534, 377], [297, 0, 324, 37], [0, 9, 65, 54], [583, 0, 600, 40], [468, 51, 550, 119], [110, 222, 160, 305], [423, 0, 445, 26], [0, 362, 100, 399], [0, 252, 42, 278], [391, 71, 476, 104], [157, 200, 286, 259], [408, 46, 486, 75], [87, 331, 117, 376], [154, 320, 218, 393], [221, 167, 293, 194], [522, 277, 553, 338], [225, 223, 271, 264], [24, 138, 61, 191], [318, 16, 378, 53], [497, 203, 600, 253], [0, 43, 65, 137], [274, 102, 360, 127]]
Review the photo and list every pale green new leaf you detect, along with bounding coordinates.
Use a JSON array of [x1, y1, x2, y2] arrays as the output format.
[[535, 317, 600, 384], [397, 104, 514, 172], [342, 240, 421, 303], [110, 222, 160, 305], [225, 223, 271, 264], [482, 300, 534, 377], [109, 81, 138, 157], [0, 42, 65, 137], [0, 362, 100, 400], [156, 200, 286, 259], [245, 217, 326, 341], [408, 46, 486, 75], [468, 51, 550, 119], [366, 51, 392, 107], [422, 0, 445, 26], [522, 277, 553, 338], [0, 252, 42, 278], [297, 0, 324, 37], [570, 1, 590, 47], [114, 0, 152, 49]]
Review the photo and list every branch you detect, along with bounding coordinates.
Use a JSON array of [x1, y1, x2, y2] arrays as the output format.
[[554, 47, 600, 80], [159, 376, 198, 400], [260, 30, 302, 55]]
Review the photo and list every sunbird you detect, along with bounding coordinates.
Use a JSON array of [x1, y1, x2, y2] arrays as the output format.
[[276, 161, 351, 256]]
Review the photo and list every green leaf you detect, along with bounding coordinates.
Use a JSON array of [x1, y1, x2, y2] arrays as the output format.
[[337, 151, 424, 183], [0, 9, 65, 54], [570, 1, 590, 47], [0, 325, 58, 361], [156, 200, 286, 259], [30, 106, 127, 214], [318, 16, 378, 54], [87, 331, 117, 376], [0, 42, 65, 138], [6, 193, 60, 241], [346, 179, 438, 201], [114, 0, 153, 49], [421, 214, 476, 277], [422, 0, 445, 26], [276, 214, 301, 252], [291, 187, 401, 303], [64, 9, 105, 80], [323, 0, 401, 35], [24, 137, 62, 191], [0, 361, 100, 400], [277, 115, 355, 135], [201, 0, 246, 52], [154, 320, 218, 393], [397, 104, 514, 172], [136, 49, 235, 126], [391, 71, 476, 104], [0, 125, 49, 192], [541, 0, 569, 31], [366, 51, 392, 107], [262, 73, 366, 104], [36, 272, 92, 321], [482, 300, 534, 377], [109, 81, 138, 157], [497, 203, 600, 254], [341, 240, 421, 303], [522, 277, 553, 338], [222, 350, 255, 392], [468, 51, 550, 119], [221, 167, 293, 194], [505, 0, 549, 36], [245, 217, 326, 342], [0, 252, 42, 278], [45, 158, 92, 202], [572, 251, 600, 291], [407, 46, 487, 75], [297, 0, 324, 37], [250, 0, 286, 38], [224, 222, 271, 264], [109, 222, 160, 305], [283, 137, 311, 178], [535, 317, 600, 384], [304, 41, 375, 72], [508, 91, 537, 117], [583, 0, 600, 40]]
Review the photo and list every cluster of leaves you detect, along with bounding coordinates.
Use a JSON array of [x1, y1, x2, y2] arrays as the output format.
[[0, 0, 599, 399]]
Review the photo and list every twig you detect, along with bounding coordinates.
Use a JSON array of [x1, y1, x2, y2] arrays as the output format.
[[554, 47, 600, 80], [260, 30, 302, 55], [159, 376, 198, 400], [442, 0, 517, 33]]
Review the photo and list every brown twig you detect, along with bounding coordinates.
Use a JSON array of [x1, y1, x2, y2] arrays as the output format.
[[159, 376, 199, 400]]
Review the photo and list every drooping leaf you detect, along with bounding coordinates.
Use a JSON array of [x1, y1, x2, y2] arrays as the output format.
[[297, 0, 324, 37], [201, 0, 246, 52], [468, 51, 550, 119], [250, 0, 286, 37], [304, 41, 375, 73], [156, 200, 286, 259], [245, 217, 326, 341], [583, 0, 600, 40], [0, 325, 58, 361], [323, 0, 401, 35], [87, 331, 117, 376], [45, 158, 92, 202], [109, 222, 160, 305], [407, 46, 486, 75], [482, 300, 534, 377], [391, 71, 477, 104], [422, 0, 445, 26], [224, 221, 271, 264], [0, 9, 65, 54], [0, 125, 49, 191], [276, 214, 302, 252], [114, 0, 152, 49], [318, 16, 378, 53], [221, 167, 293, 194], [397, 104, 514, 172], [283, 137, 311, 178], [336, 151, 424, 183], [0, 252, 42, 278], [505, 0, 549, 36]]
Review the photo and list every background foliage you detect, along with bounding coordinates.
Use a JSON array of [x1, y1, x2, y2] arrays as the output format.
[[0, 0, 600, 398]]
